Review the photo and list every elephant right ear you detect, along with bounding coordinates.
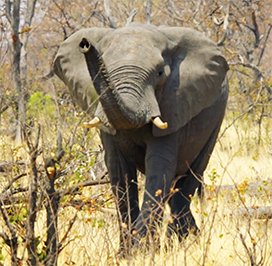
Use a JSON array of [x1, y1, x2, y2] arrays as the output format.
[[153, 26, 229, 137], [53, 28, 113, 114]]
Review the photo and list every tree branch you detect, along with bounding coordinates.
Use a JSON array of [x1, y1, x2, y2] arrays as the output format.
[[229, 61, 263, 79], [257, 24, 272, 66], [0, 198, 18, 265], [25, 125, 41, 265], [144, 0, 152, 24], [103, 0, 117, 28], [126, 8, 137, 25], [58, 213, 78, 254], [1, 173, 27, 194], [217, 3, 230, 46], [59, 176, 109, 197], [251, 9, 260, 48], [4, 0, 12, 23], [24, 0, 37, 27]]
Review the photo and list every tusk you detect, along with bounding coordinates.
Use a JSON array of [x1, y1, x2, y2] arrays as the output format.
[[152, 117, 168, 129], [82, 117, 101, 128]]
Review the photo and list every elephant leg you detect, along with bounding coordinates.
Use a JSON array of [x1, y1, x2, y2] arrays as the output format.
[[134, 133, 178, 239], [169, 125, 221, 239], [100, 133, 139, 254]]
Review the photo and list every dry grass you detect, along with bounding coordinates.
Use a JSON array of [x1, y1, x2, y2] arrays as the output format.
[[0, 116, 271, 265], [53, 119, 271, 265]]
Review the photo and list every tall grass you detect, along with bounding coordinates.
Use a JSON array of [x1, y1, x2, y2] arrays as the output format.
[[54, 115, 271, 265], [0, 112, 271, 265]]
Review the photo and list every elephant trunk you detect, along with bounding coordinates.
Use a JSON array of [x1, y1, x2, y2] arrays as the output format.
[[79, 38, 165, 130]]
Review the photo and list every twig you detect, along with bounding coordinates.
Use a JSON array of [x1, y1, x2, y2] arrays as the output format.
[[4, 0, 12, 24], [126, 8, 137, 25], [0, 198, 18, 265], [257, 24, 272, 66], [229, 62, 263, 78], [25, 125, 41, 265], [103, 0, 117, 28], [251, 9, 260, 48], [144, 0, 153, 24], [218, 105, 254, 140], [44, 160, 60, 266], [59, 176, 109, 197], [239, 233, 255, 265], [217, 3, 229, 46], [58, 213, 78, 253], [1, 173, 27, 194]]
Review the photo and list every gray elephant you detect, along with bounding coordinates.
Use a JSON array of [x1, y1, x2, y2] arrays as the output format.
[[54, 23, 228, 254]]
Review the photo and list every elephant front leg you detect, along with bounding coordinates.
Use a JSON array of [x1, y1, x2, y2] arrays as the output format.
[[134, 133, 178, 240], [101, 133, 139, 256], [111, 173, 139, 255], [169, 126, 221, 239]]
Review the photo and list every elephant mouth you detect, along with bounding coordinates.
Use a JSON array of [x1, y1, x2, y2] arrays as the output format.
[[84, 115, 168, 131], [79, 38, 168, 131]]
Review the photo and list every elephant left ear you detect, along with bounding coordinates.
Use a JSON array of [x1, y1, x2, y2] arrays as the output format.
[[53, 27, 113, 114], [153, 26, 229, 137]]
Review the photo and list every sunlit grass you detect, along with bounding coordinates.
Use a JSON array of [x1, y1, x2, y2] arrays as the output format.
[[0, 113, 271, 265], [54, 117, 272, 265]]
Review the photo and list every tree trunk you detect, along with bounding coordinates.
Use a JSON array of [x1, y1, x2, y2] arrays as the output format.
[[5, 0, 37, 144], [9, 0, 24, 144]]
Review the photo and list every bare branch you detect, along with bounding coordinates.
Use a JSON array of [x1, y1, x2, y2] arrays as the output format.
[[0, 103, 9, 115], [24, 0, 38, 27], [126, 8, 137, 26], [229, 61, 263, 79], [217, 3, 230, 46], [103, 0, 117, 28], [251, 9, 260, 48], [257, 24, 272, 66], [0, 232, 10, 245], [4, 0, 12, 23], [58, 213, 78, 253], [59, 177, 109, 197], [56, 130, 65, 161], [0, 198, 18, 265], [44, 158, 60, 266], [144, 0, 152, 24], [25, 125, 41, 265], [1, 173, 27, 194]]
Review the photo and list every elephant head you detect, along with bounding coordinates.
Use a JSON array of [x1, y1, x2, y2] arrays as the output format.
[[54, 24, 228, 136]]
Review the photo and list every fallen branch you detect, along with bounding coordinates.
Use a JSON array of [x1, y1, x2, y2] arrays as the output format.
[[234, 206, 272, 219], [206, 180, 272, 197]]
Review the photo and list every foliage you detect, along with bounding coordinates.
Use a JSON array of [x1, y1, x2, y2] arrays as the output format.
[[27, 91, 55, 120]]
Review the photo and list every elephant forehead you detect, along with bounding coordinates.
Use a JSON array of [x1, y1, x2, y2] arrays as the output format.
[[102, 41, 163, 71], [104, 37, 153, 57], [99, 27, 168, 65]]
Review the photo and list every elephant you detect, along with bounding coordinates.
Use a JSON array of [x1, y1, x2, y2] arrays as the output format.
[[53, 23, 229, 254]]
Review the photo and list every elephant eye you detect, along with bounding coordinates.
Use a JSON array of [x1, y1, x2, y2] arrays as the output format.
[[158, 69, 164, 77]]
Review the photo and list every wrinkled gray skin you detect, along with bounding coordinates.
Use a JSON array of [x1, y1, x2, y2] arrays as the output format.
[[54, 23, 229, 255]]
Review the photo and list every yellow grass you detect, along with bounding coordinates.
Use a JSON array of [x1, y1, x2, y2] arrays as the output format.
[[0, 117, 271, 265], [54, 119, 272, 265]]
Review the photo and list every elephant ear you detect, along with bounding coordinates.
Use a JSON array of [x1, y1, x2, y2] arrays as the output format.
[[153, 27, 229, 137], [53, 28, 113, 113]]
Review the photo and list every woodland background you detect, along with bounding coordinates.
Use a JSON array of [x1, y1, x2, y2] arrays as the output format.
[[0, 0, 271, 265]]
